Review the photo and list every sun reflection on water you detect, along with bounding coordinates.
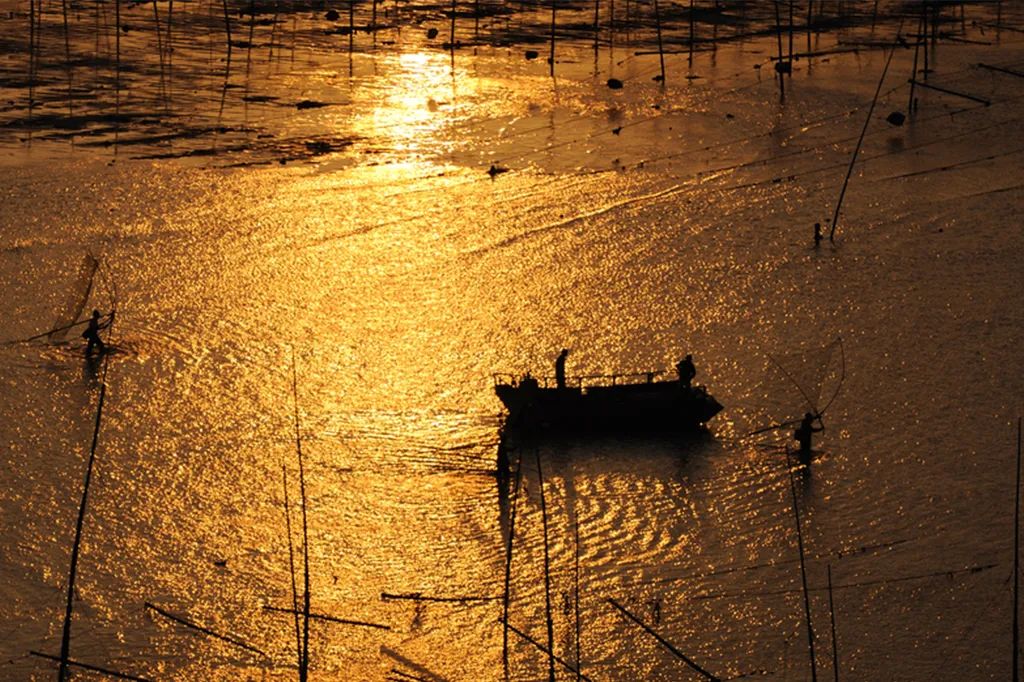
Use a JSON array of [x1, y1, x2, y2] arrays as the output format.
[[350, 51, 467, 159]]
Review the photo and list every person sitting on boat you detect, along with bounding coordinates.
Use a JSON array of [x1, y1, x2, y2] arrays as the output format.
[[555, 348, 569, 389], [676, 354, 696, 388], [794, 412, 823, 464], [520, 371, 538, 390], [81, 309, 112, 357]]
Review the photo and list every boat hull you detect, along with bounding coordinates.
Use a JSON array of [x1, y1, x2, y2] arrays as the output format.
[[495, 379, 723, 432]]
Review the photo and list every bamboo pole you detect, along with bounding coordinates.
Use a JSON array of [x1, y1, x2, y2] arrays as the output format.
[[1014, 417, 1021, 682], [536, 448, 555, 682], [549, 0, 556, 77], [503, 620, 593, 681], [574, 505, 582, 680], [828, 564, 839, 682], [607, 598, 720, 680], [31, 652, 150, 681], [58, 345, 114, 681], [503, 449, 524, 682], [828, 27, 901, 241], [291, 348, 312, 682], [654, 0, 665, 82], [688, 0, 694, 68], [282, 465, 303, 676], [788, 462, 817, 682], [263, 606, 391, 629], [144, 602, 268, 657]]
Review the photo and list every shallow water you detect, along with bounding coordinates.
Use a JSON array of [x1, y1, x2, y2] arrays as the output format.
[[2, 0, 1024, 680]]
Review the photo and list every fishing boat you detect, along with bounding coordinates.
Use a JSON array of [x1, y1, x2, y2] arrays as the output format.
[[493, 370, 723, 432]]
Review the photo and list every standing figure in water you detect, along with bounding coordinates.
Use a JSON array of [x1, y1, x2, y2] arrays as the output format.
[[555, 348, 569, 389], [794, 412, 823, 464], [82, 309, 112, 356]]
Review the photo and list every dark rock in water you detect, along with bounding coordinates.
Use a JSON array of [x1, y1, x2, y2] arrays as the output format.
[[725, 112, 735, 119], [774, 60, 791, 74], [886, 111, 906, 126], [525, 50, 539, 60], [325, 9, 339, 20], [426, 27, 439, 39], [296, 100, 329, 109], [607, 78, 623, 89]]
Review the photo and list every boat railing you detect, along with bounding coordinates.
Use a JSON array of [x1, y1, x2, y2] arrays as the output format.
[[493, 370, 666, 390]]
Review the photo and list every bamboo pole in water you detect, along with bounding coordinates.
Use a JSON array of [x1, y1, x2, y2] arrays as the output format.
[[60, 0, 73, 119], [536, 448, 555, 682], [688, 0, 694, 68], [828, 27, 900, 241], [653, 0, 665, 82], [502, 449, 524, 682], [282, 465, 303, 677], [222, 0, 233, 81], [1014, 417, 1021, 682], [144, 602, 268, 657], [607, 598, 720, 680], [788, 461, 818, 682], [291, 349, 312, 682], [828, 563, 839, 682], [58, 338, 115, 681], [908, 7, 922, 115], [549, 0, 556, 77], [574, 506, 582, 681], [772, 0, 785, 99]]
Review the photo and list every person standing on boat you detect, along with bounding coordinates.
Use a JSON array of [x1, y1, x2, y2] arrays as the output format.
[[555, 348, 569, 389], [794, 412, 823, 464], [676, 354, 696, 388], [82, 309, 111, 357]]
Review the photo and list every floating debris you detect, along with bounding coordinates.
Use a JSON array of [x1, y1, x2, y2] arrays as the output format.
[[325, 9, 339, 20], [296, 100, 329, 110], [607, 78, 623, 89], [525, 50, 539, 60], [487, 164, 509, 178], [426, 27, 438, 39]]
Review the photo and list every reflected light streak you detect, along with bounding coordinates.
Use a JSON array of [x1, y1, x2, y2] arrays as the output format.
[[350, 51, 470, 159]]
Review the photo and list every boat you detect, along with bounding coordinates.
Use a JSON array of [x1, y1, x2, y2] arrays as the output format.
[[493, 369, 723, 432]]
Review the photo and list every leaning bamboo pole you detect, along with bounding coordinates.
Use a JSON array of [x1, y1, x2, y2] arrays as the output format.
[[788, 461, 817, 682], [290, 349, 312, 682], [536, 448, 555, 682], [502, 449, 524, 681], [58, 325, 116, 681]]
